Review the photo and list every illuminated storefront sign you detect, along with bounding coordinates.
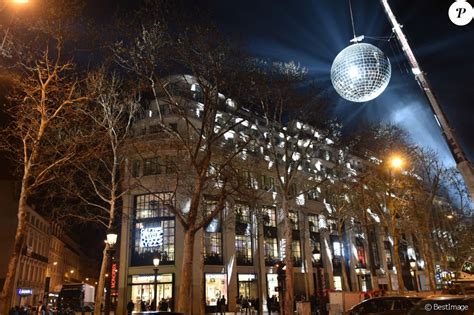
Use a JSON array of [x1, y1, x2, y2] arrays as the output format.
[[140, 227, 163, 248], [18, 288, 33, 296], [111, 263, 118, 289], [205, 274, 227, 306]]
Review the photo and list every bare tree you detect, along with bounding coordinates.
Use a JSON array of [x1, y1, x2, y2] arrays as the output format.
[[0, 40, 86, 313], [54, 68, 139, 315], [113, 17, 260, 312], [246, 60, 334, 314]]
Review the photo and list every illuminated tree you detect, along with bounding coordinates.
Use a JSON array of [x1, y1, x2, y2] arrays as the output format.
[[0, 40, 86, 313]]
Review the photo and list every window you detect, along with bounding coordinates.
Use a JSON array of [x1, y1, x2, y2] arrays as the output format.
[[384, 241, 393, 267], [333, 276, 342, 291], [308, 214, 320, 233], [143, 157, 161, 176], [132, 160, 141, 177], [205, 202, 223, 265], [356, 238, 366, 266], [307, 188, 320, 201], [264, 237, 278, 263], [132, 193, 175, 266], [235, 234, 253, 265], [191, 83, 204, 103], [241, 170, 258, 189], [205, 274, 227, 306], [235, 204, 252, 265], [165, 156, 176, 174], [205, 219, 223, 265], [263, 207, 277, 227], [260, 175, 275, 192], [333, 241, 342, 257], [327, 218, 338, 235], [292, 240, 302, 266], [289, 211, 299, 230]]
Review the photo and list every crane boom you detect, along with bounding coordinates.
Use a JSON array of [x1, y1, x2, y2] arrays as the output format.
[[380, 0, 474, 200]]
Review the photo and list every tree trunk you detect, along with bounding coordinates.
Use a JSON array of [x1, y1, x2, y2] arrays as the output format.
[[176, 228, 196, 314], [0, 187, 28, 314], [420, 233, 436, 292], [391, 229, 405, 293], [339, 241, 351, 291], [282, 199, 294, 315], [199, 231, 205, 315], [94, 245, 110, 315]]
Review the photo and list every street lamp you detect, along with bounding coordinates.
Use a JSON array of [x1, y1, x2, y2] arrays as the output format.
[[409, 258, 418, 292], [153, 257, 160, 311], [104, 230, 118, 315], [389, 155, 404, 171]]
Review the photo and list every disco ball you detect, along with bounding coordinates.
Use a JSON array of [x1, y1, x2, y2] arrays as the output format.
[[331, 43, 391, 103]]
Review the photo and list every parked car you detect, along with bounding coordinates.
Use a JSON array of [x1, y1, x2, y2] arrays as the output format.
[[348, 296, 423, 315], [408, 295, 474, 315]]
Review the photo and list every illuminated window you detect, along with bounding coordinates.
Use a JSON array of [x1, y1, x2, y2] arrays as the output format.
[[205, 202, 223, 265], [384, 241, 393, 267], [236, 235, 253, 265], [292, 240, 302, 266], [333, 276, 342, 291], [308, 214, 320, 233], [263, 207, 277, 227], [235, 204, 252, 265], [132, 193, 175, 266], [333, 241, 342, 257], [264, 237, 278, 262], [327, 218, 338, 235], [205, 274, 227, 306], [289, 211, 299, 230]]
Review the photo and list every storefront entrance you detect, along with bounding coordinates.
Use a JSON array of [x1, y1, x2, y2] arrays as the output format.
[[129, 274, 174, 311], [237, 274, 257, 299]]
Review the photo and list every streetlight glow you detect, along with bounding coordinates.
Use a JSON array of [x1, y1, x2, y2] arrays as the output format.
[[10, 0, 29, 4], [389, 155, 404, 170]]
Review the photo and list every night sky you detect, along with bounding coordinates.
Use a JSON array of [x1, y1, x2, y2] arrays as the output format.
[[191, 0, 474, 167]]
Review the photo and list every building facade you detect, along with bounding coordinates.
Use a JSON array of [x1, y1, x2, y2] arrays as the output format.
[[0, 180, 99, 308], [116, 75, 444, 314]]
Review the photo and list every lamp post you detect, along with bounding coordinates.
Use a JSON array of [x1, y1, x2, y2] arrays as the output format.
[[0, 0, 30, 51], [153, 257, 160, 311], [104, 230, 117, 315], [409, 258, 418, 292], [355, 264, 363, 292]]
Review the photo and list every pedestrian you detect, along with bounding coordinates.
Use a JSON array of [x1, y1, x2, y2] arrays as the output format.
[[219, 295, 226, 315], [236, 295, 243, 315], [159, 298, 169, 312], [216, 297, 221, 315], [140, 300, 147, 311], [36, 301, 46, 315], [127, 300, 134, 315], [241, 297, 249, 315], [267, 296, 273, 315]]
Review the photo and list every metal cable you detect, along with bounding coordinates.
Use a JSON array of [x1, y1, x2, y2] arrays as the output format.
[[349, 0, 356, 39]]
